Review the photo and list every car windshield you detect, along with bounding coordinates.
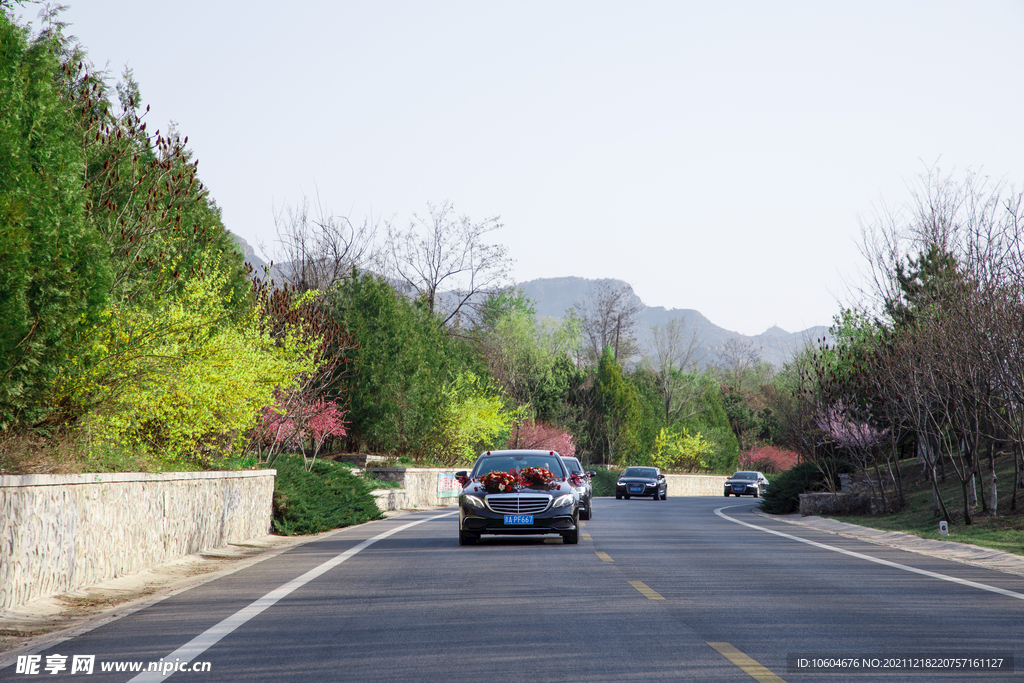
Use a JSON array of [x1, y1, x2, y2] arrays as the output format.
[[731, 472, 758, 480], [622, 467, 657, 478], [473, 454, 567, 478], [562, 458, 583, 474]]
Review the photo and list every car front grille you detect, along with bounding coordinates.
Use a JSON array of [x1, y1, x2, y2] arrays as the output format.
[[486, 494, 551, 514]]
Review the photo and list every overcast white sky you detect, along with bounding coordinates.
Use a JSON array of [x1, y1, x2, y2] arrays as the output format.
[[15, 1, 1024, 335]]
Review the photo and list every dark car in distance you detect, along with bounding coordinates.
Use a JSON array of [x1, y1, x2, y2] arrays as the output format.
[[559, 455, 596, 520], [615, 467, 668, 500], [724, 471, 769, 497], [456, 450, 580, 545]]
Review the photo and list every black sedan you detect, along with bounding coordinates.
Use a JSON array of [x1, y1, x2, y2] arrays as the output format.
[[615, 467, 667, 500], [724, 470, 769, 497], [456, 450, 580, 545]]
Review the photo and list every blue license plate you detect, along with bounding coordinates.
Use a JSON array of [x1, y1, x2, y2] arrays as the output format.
[[629, 486, 643, 493], [504, 515, 533, 525]]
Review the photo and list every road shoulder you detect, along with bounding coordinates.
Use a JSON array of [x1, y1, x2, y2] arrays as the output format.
[[754, 509, 1024, 578]]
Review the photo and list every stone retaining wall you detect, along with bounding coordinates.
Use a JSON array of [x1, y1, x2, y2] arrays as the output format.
[[365, 469, 731, 511], [0, 470, 275, 611], [664, 474, 729, 496], [798, 491, 874, 516], [368, 468, 463, 509]]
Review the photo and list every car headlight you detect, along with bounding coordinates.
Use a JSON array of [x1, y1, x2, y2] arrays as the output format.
[[552, 494, 574, 508], [616, 480, 625, 485], [462, 495, 485, 509]]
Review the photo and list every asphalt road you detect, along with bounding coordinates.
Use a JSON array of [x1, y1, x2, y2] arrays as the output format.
[[4, 497, 1023, 682]]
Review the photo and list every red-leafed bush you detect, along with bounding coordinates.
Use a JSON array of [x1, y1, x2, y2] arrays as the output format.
[[740, 445, 799, 473], [507, 421, 575, 458]]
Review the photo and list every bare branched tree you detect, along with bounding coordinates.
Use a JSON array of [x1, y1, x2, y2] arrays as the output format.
[[715, 337, 762, 392], [572, 280, 643, 364], [272, 193, 380, 292], [647, 317, 702, 423], [384, 201, 512, 327]]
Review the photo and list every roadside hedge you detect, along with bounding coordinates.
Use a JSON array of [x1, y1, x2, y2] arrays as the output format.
[[590, 469, 620, 497], [759, 458, 855, 514], [272, 455, 383, 535]]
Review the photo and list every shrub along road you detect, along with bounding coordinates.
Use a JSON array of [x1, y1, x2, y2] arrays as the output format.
[[3, 498, 1022, 682]]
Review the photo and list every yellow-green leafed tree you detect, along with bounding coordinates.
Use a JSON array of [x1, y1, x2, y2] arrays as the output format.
[[651, 426, 713, 472], [431, 371, 517, 465], [59, 258, 320, 469]]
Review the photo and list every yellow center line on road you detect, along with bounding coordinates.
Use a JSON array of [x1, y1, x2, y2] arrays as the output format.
[[707, 642, 787, 683], [628, 580, 665, 600], [581, 533, 593, 541], [595, 551, 613, 562]]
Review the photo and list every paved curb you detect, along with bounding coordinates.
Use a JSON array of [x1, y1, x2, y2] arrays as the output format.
[[754, 510, 1024, 579]]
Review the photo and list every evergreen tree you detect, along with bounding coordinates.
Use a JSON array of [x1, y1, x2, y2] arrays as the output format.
[[592, 346, 641, 465], [0, 14, 108, 427]]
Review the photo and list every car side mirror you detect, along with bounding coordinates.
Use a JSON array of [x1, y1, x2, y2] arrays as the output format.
[[455, 470, 467, 478], [586, 471, 597, 478]]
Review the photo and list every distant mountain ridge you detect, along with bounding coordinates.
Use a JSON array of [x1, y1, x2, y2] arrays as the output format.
[[517, 276, 828, 368], [229, 234, 827, 367]]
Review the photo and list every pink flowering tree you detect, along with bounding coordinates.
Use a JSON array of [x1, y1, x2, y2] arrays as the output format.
[[816, 403, 888, 457], [507, 421, 575, 459], [815, 402, 891, 504], [253, 390, 348, 471]]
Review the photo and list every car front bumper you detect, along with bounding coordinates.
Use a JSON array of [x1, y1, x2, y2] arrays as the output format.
[[459, 507, 577, 536]]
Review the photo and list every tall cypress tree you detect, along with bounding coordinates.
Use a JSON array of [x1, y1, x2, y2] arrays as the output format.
[[0, 14, 108, 428]]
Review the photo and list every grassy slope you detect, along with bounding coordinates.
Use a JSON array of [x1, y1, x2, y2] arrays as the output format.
[[824, 456, 1024, 557]]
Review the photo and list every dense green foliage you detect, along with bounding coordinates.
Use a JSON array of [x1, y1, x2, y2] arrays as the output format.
[[328, 271, 493, 457], [0, 15, 108, 428], [0, 10, 316, 473], [759, 458, 854, 514], [590, 468, 620, 497], [271, 454, 383, 535]]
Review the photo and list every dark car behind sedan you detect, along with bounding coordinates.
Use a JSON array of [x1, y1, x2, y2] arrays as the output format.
[[559, 455, 596, 520], [615, 467, 667, 500]]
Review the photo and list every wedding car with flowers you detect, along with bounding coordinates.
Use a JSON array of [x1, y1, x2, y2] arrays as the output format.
[[455, 450, 582, 545]]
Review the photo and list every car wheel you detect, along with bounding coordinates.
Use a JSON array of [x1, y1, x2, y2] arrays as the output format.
[[580, 503, 592, 520], [652, 492, 659, 501], [562, 527, 579, 544], [458, 529, 478, 546], [724, 492, 730, 497], [616, 494, 622, 500], [661, 491, 668, 500], [752, 490, 759, 498]]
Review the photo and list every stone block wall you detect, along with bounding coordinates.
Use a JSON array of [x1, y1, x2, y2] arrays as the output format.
[[365, 468, 730, 510], [0, 470, 275, 611], [664, 474, 729, 496], [368, 468, 463, 509]]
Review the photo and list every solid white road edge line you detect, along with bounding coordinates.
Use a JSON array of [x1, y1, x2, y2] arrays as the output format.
[[127, 511, 458, 683], [715, 506, 1024, 601]]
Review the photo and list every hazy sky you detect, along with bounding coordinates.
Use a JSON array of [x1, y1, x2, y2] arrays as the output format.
[[15, 1, 1024, 335]]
